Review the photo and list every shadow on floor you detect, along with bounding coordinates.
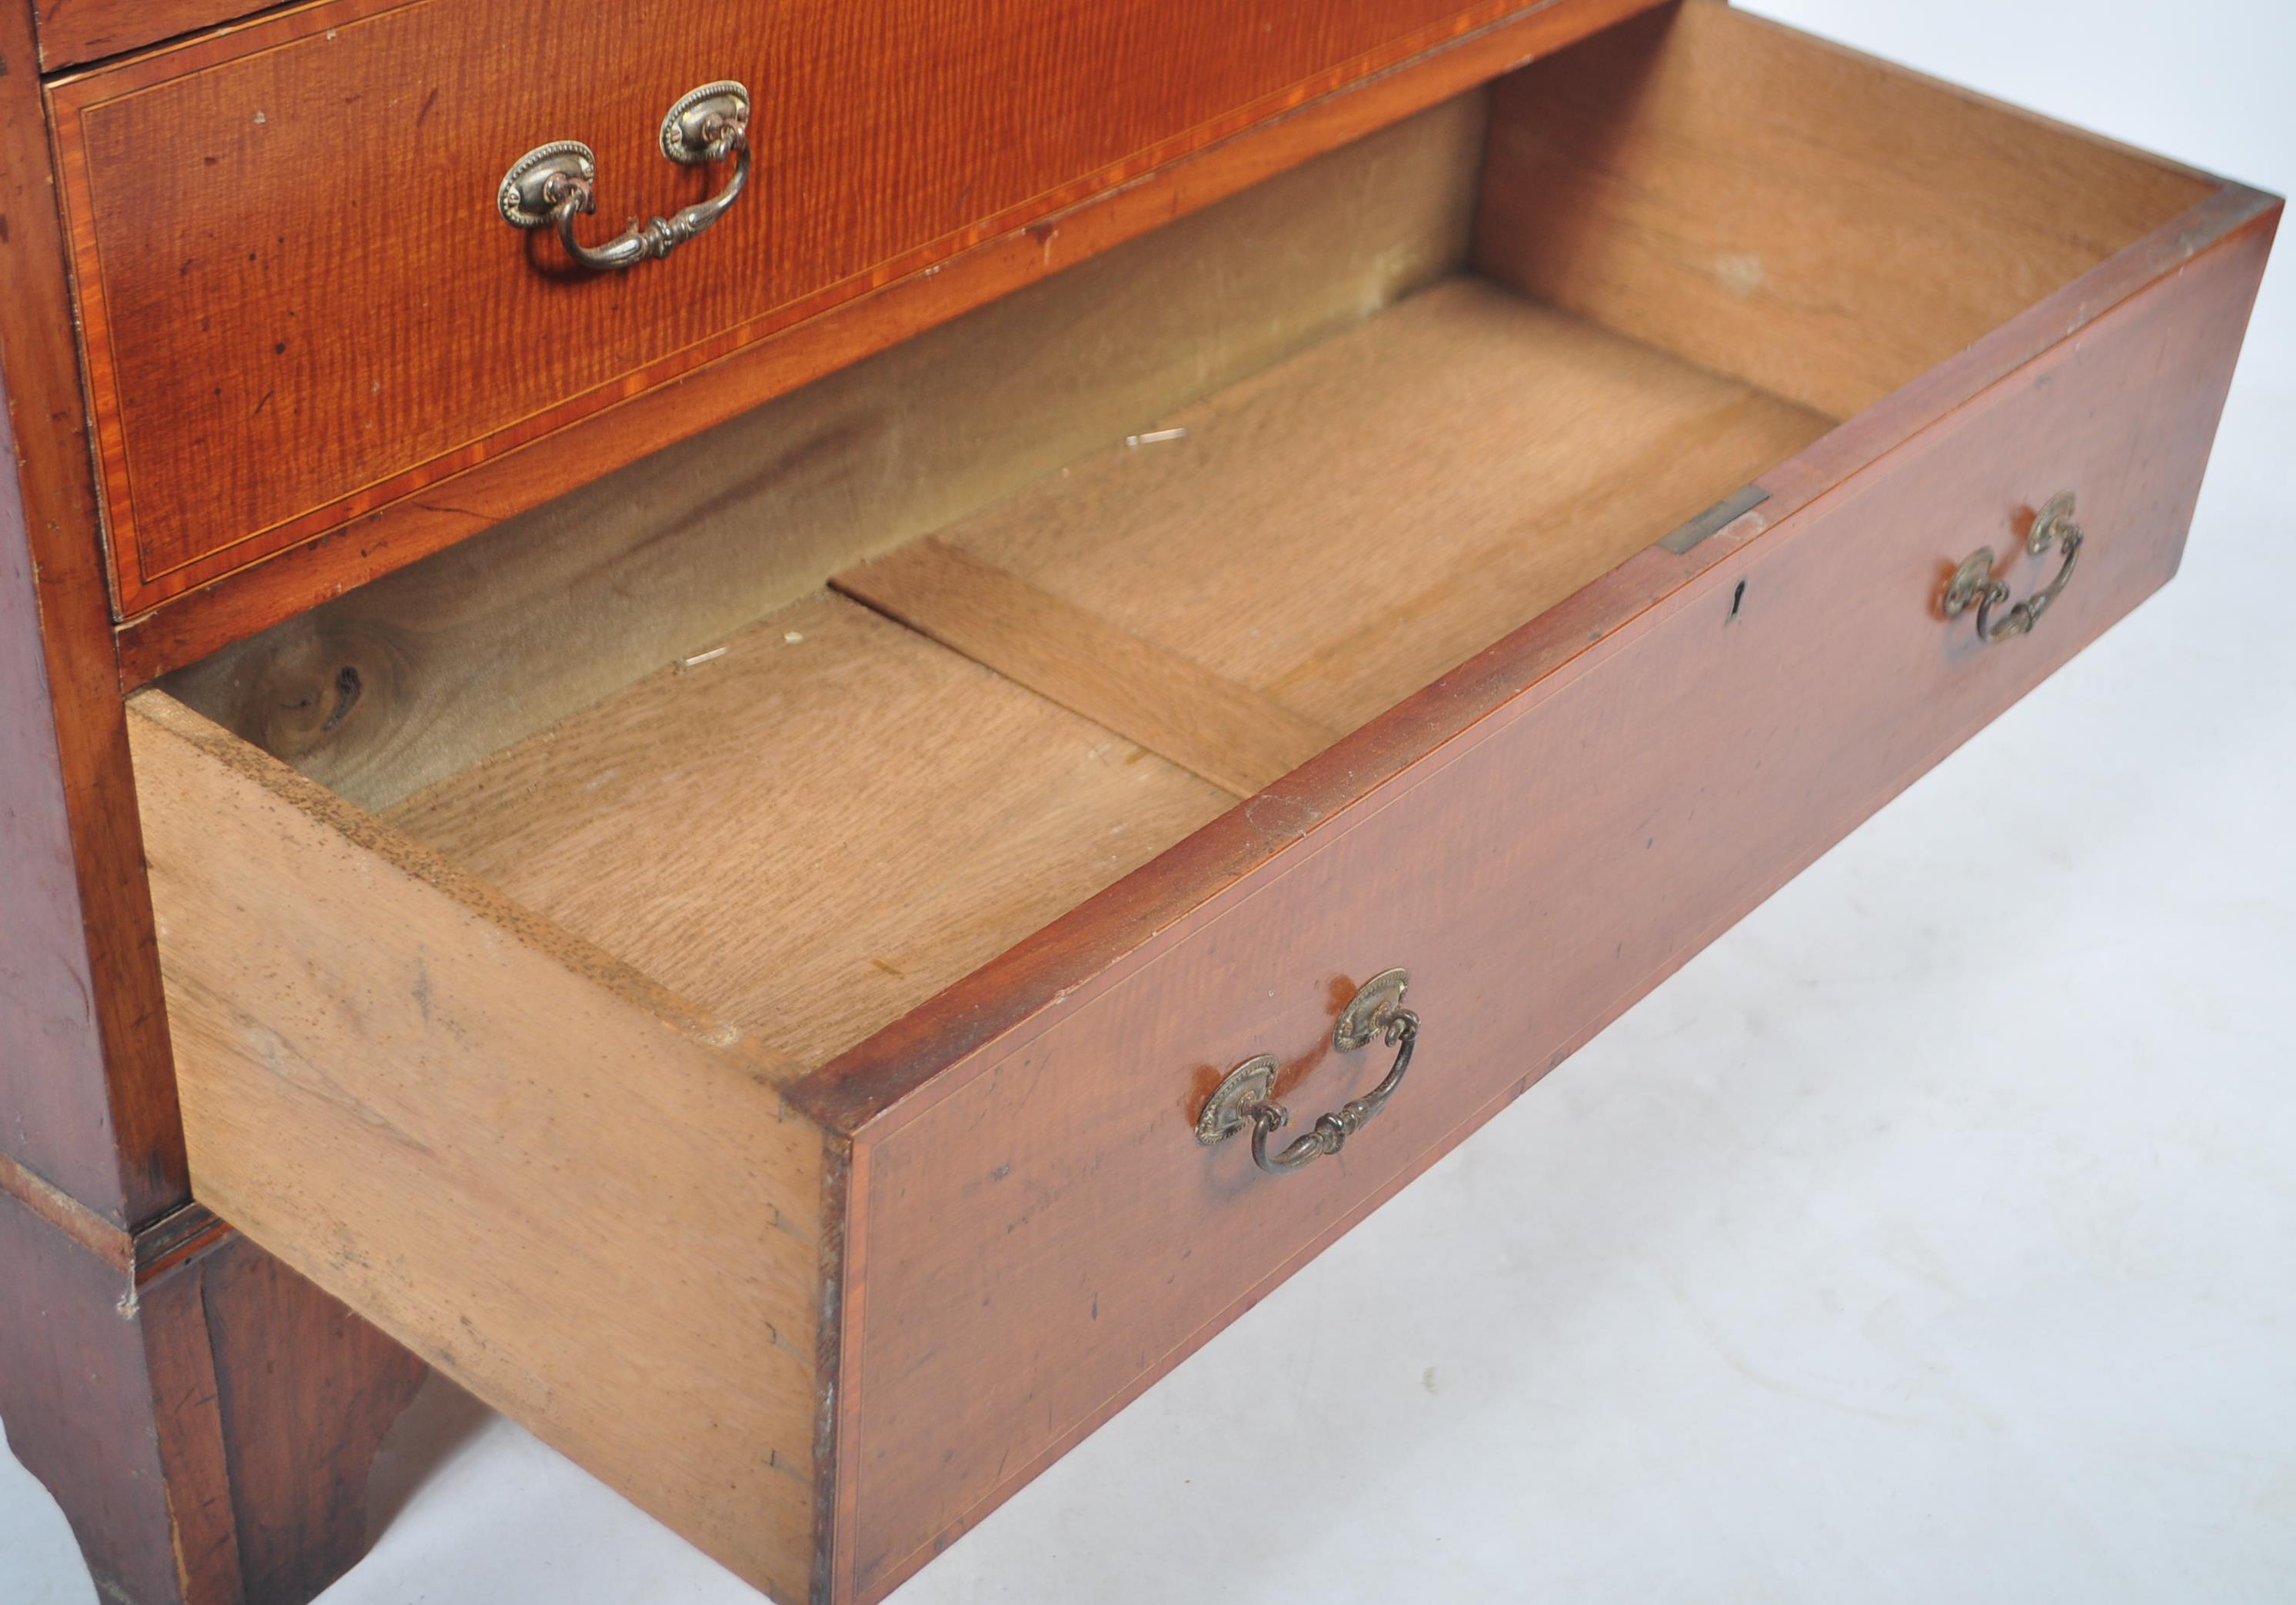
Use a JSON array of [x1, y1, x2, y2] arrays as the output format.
[[364, 1373, 497, 1540]]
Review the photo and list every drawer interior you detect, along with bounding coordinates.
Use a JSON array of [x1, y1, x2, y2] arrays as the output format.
[[159, 0, 2216, 1077], [377, 274, 1827, 1067]]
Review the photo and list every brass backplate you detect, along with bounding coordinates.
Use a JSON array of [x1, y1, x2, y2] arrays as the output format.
[[1334, 968, 1411, 1053], [1196, 1056, 1279, 1146]]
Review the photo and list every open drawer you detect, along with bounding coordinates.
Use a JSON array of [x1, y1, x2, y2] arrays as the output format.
[[129, 6, 2275, 1603]]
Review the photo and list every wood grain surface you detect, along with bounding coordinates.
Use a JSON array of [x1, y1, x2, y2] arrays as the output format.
[[158, 98, 1486, 811], [837, 539, 1346, 797], [132, 691, 830, 1601], [912, 276, 1832, 736], [1474, 1, 2217, 418], [0, 1194, 425, 1605], [5, 5, 440, 1599], [813, 198, 2275, 1605], [103, 0, 1662, 676], [168, 1232, 431, 1604], [78, 8, 2278, 1603], [0, 0, 184, 1227], [48, 0, 1642, 618], [33, 0, 256, 69], [0, 1194, 227, 1605], [381, 593, 1236, 1070]]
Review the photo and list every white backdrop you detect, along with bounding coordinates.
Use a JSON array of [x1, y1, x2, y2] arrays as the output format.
[[6, 2, 2291, 1600]]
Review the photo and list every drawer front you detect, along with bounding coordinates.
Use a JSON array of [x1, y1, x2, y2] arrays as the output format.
[[33, 0, 248, 70], [824, 215, 2270, 1601], [49, 0, 1582, 616]]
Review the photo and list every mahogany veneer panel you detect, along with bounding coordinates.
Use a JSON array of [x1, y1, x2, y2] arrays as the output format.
[[0, 1190, 427, 1604], [48, 0, 1652, 620], [4, 0, 444, 1593], [33, 0, 261, 69], [93, 0, 1665, 679], [0, 0, 185, 1227], [158, 96, 1489, 812]]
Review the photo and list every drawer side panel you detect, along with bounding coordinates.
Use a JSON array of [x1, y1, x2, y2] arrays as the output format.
[[129, 692, 830, 1604], [829, 206, 2274, 1603]]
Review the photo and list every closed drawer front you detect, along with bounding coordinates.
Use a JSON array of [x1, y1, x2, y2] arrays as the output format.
[[130, 6, 2274, 1605], [48, 0, 1620, 617]]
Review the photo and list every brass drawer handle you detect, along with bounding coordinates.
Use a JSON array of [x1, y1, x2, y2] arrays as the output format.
[[497, 82, 751, 272], [1196, 969, 1419, 1175], [1944, 491, 2085, 644]]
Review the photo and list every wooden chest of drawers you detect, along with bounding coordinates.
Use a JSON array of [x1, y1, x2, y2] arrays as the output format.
[[0, 3, 2276, 1603]]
